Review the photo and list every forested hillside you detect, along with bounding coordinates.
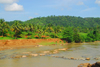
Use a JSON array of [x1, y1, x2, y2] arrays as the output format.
[[7, 16, 100, 28], [1, 15, 100, 43], [25, 16, 100, 28]]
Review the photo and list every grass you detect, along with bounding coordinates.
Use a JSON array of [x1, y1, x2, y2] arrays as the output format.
[[79, 32, 87, 38], [39, 42, 57, 45], [38, 40, 65, 46], [0, 37, 14, 40], [79, 32, 87, 36], [0, 36, 54, 40], [16, 38, 27, 39]]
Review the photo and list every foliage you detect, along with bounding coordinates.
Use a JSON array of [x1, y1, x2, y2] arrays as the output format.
[[0, 19, 9, 36], [62, 27, 73, 43], [0, 15, 100, 43]]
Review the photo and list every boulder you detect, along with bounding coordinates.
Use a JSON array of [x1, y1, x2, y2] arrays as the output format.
[[78, 62, 100, 67], [30, 54, 38, 57], [91, 62, 100, 67], [78, 63, 91, 67], [86, 58, 90, 60]]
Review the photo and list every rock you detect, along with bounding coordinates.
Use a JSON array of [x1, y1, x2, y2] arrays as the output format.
[[86, 58, 90, 60], [91, 62, 100, 67], [43, 51, 50, 54], [22, 55, 27, 58], [96, 62, 100, 66], [80, 58, 85, 60], [78, 63, 91, 67], [61, 56, 64, 58], [22, 52, 31, 54], [55, 56, 59, 58], [53, 50, 58, 54], [58, 48, 67, 51], [70, 57, 74, 59], [38, 45, 43, 47], [94, 58, 99, 60], [30, 54, 38, 57], [78, 62, 100, 67], [14, 55, 22, 58], [39, 54, 45, 56]]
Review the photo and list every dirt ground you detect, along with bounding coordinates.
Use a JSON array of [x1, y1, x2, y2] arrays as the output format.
[[0, 38, 64, 51]]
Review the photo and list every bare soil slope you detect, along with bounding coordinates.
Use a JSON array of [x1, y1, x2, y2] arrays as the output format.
[[0, 38, 64, 51]]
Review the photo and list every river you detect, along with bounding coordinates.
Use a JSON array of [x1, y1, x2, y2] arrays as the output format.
[[0, 42, 100, 67]]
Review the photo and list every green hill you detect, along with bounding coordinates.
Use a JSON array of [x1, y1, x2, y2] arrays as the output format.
[[24, 16, 100, 28]]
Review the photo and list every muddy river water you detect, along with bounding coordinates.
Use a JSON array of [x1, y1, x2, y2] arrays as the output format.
[[0, 42, 100, 67]]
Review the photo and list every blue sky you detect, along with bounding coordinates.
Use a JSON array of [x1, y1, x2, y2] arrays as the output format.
[[0, 0, 100, 21]]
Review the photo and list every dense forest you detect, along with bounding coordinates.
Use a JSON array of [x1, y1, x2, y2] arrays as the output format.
[[0, 15, 100, 43]]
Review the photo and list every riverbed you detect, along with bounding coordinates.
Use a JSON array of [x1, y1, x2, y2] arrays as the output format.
[[0, 42, 100, 67]]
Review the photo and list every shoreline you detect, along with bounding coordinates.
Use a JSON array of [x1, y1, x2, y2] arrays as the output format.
[[0, 38, 100, 51], [0, 38, 65, 51]]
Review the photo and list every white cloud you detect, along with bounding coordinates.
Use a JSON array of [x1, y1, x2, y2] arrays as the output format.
[[43, 0, 85, 10], [0, 0, 18, 4], [5, 3, 24, 11], [29, 17, 34, 19], [34, 13, 39, 15], [82, 7, 96, 12], [77, 2, 84, 5], [95, 0, 100, 5]]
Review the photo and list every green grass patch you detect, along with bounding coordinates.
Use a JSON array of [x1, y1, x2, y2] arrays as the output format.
[[79, 32, 87, 36], [39, 42, 57, 45], [0, 37, 14, 40], [16, 38, 27, 39], [79, 33, 87, 37]]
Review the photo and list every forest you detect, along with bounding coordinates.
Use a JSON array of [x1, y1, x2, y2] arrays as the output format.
[[0, 15, 100, 43]]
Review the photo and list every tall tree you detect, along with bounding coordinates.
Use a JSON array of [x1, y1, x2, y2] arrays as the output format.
[[11, 21, 22, 38], [62, 27, 73, 43], [0, 19, 9, 36]]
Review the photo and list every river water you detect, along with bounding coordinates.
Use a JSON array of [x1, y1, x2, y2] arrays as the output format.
[[0, 42, 100, 67]]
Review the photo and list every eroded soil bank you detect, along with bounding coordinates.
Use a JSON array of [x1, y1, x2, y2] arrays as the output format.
[[0, 38, 64, 51]]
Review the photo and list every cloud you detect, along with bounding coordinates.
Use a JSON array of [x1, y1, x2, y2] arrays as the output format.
[[5, 3, 24, 11], [43, 0, 85, 10], [29, 17, 34, 19], [34, 13, 39, 15], [95, 0, 100, 5], [0, 0, 18, 4], [82, 7, 96, 12], [77, 2, 84, 5]]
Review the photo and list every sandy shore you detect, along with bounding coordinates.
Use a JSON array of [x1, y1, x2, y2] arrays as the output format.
[[0, 38, 64, 51]]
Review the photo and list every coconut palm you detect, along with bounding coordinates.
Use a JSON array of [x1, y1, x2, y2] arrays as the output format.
[[0, 19, 9, 36], [11, 21, 22, 38]]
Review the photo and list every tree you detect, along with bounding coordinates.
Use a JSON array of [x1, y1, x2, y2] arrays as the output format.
[[62, 27, 73, 43], [85, 31, 95, 42], [0, 20, 9, 36], [11, 21, 22, 38]]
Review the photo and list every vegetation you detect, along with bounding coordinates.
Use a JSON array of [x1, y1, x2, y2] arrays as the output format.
[[0, 15, 100, 43]]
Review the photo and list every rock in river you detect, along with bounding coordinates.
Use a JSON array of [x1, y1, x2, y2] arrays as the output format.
[[85, 58, 90, 60], [78, 62, 100, 67]]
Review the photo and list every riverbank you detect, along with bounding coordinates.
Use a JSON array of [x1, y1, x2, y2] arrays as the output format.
[[0, 40, 100, 67], [0, 38, 65, 51]]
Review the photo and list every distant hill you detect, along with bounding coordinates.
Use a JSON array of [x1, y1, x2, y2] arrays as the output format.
[[7, 15, 100, 28]]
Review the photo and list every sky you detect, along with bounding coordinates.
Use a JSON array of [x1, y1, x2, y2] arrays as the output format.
[[0, 0, 100, 21]]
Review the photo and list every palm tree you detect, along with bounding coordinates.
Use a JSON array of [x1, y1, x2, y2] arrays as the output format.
[[11, 21, 22, 38], [0, 19, 9, 36]]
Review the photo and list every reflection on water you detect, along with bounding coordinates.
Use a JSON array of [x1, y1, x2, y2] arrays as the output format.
[[0, 42, 100, 67]]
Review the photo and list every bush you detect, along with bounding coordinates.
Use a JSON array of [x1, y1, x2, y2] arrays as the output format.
[[27, 36, 32, 39], [50, 33, 58, 38], [73, 33, 82, 43], [85, 36, 94, 42]]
